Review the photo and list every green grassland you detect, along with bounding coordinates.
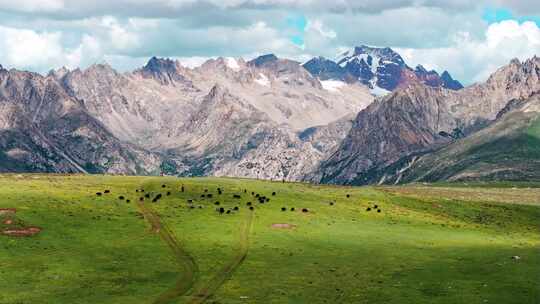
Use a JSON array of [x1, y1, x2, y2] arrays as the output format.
[[0, 174, 539, 304]]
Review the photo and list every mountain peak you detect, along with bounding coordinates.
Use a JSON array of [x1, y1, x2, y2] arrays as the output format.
[[248, 54, 279, 67], [303, 56, 346, 81], [143, 56, 182, 73], [139, 56, 189, 85]]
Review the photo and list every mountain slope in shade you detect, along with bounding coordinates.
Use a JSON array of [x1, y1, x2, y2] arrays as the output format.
[[303, 45, 463, 94], [313, 57, 540, 185], [384, 95, 540, 183]]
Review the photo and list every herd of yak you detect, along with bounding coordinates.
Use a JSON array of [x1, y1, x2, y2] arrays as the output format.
[[95, 183, 382, 214]]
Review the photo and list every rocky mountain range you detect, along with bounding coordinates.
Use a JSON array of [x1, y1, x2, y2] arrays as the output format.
[[303, 45, 463, 95], [314, 57, 540, 184], [0, 52, 373, 180], [0, 47, 538, 185]]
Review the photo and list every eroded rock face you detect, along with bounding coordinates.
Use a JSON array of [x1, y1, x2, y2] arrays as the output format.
[[313, 57, 540, 185], [0, 54, 373, 179], [0, 68, 161, 174]]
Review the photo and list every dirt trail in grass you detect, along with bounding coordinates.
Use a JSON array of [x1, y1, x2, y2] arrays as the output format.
[[137, 201, 199, 304], [187, 211, 254, 304]]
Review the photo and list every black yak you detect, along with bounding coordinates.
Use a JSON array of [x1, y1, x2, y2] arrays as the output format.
[[167, 191, 171, 196], [233, 206, 239, 211], [272, 192, 276, 196], [226, 210, 231, 214], [126, 199, 131, 203], [96, 192, 102, 196], [302, 208, 309, 213], [346, 194, 350, 198], [281, 207, 286, 211], [145, 194, 150, 198], [207, 194, 213, 198], [118, 196, 125, 200], [374, 205, 378, 209], [247, 202, 252, 206], [204, 189, 208, 193], [187, 199, 193, 204], [249, 206, 254, 211], [181, 186, 185, 192], [377, 209, 381, 213], [215, 201, 220, 205], [233, 194, 241, 199], [329, 202, 334, 206], [291, 207, 295, 211], [162, 185, 166, 188], [366, 207, 371, 212], [104, 190, 110, 194], [219, 207, 225, 214], [140, 197, 144, 201], [201, 194, 206, 198]]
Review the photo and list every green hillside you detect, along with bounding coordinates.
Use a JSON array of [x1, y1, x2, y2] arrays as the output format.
[[0, 174, 539, 304], [397, 102, 540, 183]]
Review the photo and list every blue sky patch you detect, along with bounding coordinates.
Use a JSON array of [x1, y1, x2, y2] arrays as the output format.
[[286, 13, 307, 46], [483, 7, 540, 26]]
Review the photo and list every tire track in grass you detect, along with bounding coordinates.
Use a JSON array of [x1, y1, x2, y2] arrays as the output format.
[[187, 210, 254, 304], [137, 200, 199, 304]]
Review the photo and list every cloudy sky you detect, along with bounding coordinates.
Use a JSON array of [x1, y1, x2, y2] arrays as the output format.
[[0, 0, 539, 85]]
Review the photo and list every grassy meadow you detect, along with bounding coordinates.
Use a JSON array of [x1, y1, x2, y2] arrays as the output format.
[[0, 174, 538, 304]]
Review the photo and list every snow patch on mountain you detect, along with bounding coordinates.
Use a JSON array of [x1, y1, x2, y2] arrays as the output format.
[[321, 80, 346, 92], [370, 85, 391, 96], [226, 57, 240, 70], [255, 73, 270, 87]]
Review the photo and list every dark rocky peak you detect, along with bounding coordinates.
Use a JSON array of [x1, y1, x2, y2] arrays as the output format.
[[440, 71, 464, 90], [139, 56, 190, 85], [302, 57, 347, 81], [143, 56, 181, 74], [414, 64, 427, 74], [415, 65, 438, 75], [339, 45, 406, 67], [248, 54, 279, 67], [47, 66, 70, 79]]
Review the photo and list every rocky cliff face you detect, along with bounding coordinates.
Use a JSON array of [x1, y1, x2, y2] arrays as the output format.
[[384, 94, 540, 183], [313, 57, 540, 185], [0, 67, 162, 174]]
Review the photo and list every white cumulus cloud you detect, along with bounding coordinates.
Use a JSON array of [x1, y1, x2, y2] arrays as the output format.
[[397, 20, 540, 84]]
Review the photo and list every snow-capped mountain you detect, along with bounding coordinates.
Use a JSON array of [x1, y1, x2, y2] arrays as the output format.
[[303, 45, 463, 96]]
